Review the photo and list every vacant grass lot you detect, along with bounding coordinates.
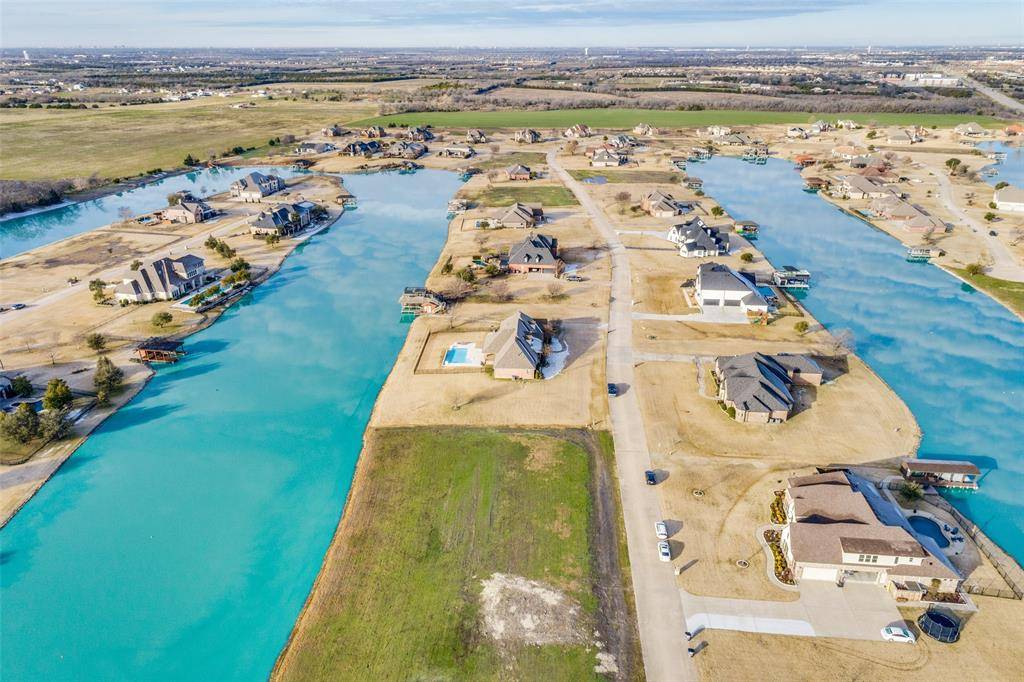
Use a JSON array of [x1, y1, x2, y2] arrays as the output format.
[[952, 268, 1024, 317], [352, 108, 1009, 130], [462, 185, 579, 207], [570, 169, 683, 184], [0, 98, 373, 180], [477, 151, 549, 170], [276, 428, 612, 681]]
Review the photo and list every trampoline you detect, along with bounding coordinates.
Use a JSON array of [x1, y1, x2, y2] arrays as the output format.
[[918, 609, 962, 643]]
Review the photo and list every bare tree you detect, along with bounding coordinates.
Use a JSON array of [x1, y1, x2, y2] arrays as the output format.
[[828, 329, 855, 356], [491, 281, 512, 302], [547, 281, 564, 299], [117, 206, 133, 224]]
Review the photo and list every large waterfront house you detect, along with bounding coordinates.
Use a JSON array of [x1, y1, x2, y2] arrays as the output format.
[[164, 198, 215, 224], [482, 311, 544, 380], [115, 254, 206, 303], [705, 125, 732, 137], [667, 218, 729, 258], [341, 140, 381, 156], [781, 471, 962, 601], [230, 172, 286, 202], [608, 134, 636, 149], [295, 141, 335, 155], [633, 123, 657, 136], [714, 352, 822, 423], [506, 233, 563, 278], [901, 459, 980, 490], [249, 203, 312, 237], [885, 128, 921, 144], [994, 185, 1024, 212], [506, 164, 532, 181], [514, 128, 542, 144], [642, 190, 689, 217], [440, 144, 475, 158], [321, 124, 347, 137], [870, 195, 946, 233], [695, 262, 769, 314], [362, 126, 386, 138], [466, 129, 487, 143], [836, 174, 893, 200], [493, 202, 544, 229]]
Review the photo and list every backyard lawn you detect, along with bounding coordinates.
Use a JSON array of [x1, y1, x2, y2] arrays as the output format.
[[570, 169, 683, 184], [351, 108, 1010, 131], [462, 185, 579, 207], [275, 427, 632, 681]]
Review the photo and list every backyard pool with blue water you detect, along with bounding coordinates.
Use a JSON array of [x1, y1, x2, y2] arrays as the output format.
[[908, 515, 950, 548]]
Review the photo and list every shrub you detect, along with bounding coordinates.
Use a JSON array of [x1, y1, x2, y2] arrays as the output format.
[[726, 406, 736, 419], [10, 375, 33, 398], [794, 320, 810, 334], [984, 212, 996, 222], [39, 408, 72, 441], [85, 333, 106, 352], [130, 259, 143, 270], [899, 481, 924, 501], [739, 252, 754, 263], [711, 206, 725, 217], [995, 181, 1009, 190], [455, 267, 476, 283], [770, 492, 787, 524], [151, 311, 173, 328], [0, 403, 40, 444], [964, 262, 984, 276], [43, 378, 74, 411], [484, 263, 500, 277], [94, 356, 124, 395], [440, 256, 454, 275]]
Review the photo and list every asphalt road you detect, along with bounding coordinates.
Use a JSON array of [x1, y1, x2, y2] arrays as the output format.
[[548, 149, 698, 681]]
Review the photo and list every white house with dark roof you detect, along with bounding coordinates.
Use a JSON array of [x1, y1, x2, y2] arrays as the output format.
[[230, 172, 286, 202], [695, 262, 769, 314], [667, 218, 729, 258], [115, 254, 206, 303]]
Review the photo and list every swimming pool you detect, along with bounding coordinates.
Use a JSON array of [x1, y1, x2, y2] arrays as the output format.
[[444, 347, 470, 365], [909, 515, 950, 548]]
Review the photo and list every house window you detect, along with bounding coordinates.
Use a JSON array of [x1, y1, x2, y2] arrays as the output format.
[[857, 554, 879, 564]]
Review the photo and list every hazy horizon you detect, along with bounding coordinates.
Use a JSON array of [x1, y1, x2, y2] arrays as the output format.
[[2, 1, 1022, 49]]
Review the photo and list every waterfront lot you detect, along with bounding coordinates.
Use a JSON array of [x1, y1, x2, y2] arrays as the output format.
[[276, 427, 638, 681]]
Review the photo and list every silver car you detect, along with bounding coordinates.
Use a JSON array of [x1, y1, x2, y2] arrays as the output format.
[[658, 541, 672, 562]]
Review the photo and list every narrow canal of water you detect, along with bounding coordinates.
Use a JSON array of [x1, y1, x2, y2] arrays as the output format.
[[696, 156, 1024, 561], [0, 166, 307, 258], [0, 169, 464, 680]]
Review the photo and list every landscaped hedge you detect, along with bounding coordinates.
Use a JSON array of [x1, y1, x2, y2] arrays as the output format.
[[763, 529, 795, 585], [770, 491, 787, 525]]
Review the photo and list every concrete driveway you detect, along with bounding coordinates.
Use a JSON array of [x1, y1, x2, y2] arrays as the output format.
[[681, 581, 903, 641]]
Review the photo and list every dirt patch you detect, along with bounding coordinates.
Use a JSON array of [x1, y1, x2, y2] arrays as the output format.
[[480, 573, 587, 646], [550, 504, 572, 539], [515, 434, 560, 471]]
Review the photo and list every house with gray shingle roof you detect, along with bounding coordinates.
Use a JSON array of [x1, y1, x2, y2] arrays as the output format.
[[164, 198, 215, 224], [714, 352, 822, 423], [695, 262, 769, 314], [667, 219, 729, 258], [642, 190, 689, 218], [506, 233, 563, 278], [115, 254, 207, 303], [514, 128, 541, 144], [482, 311, 544, 380], [230, 171, 286, 202], [494, 202, 543, 229]]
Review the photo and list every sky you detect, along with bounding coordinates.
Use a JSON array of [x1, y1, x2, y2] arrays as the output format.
[[1, 0, 1022, 48]]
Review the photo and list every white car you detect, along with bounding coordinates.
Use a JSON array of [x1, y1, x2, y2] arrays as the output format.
[[881, 626, 916, 644], [657, 541, 672, 562], [655, 521, 669, 539]]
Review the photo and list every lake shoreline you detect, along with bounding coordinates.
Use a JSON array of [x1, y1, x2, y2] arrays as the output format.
[[0, 202, 346, 529]]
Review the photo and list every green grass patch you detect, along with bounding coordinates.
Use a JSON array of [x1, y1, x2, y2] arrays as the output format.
[[570, 169, 682, 184], [0, 98, 374, 180], [278, 428, 605, 681], [0, 435, 47, 466], [465, 185, 579, 207], [352, 108, 1009, 131], [476, 151, 549, 170], [951, 268, 1024, 317]]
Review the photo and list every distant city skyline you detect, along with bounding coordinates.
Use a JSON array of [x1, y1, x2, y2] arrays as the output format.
[[2, 0, 1022, 48]]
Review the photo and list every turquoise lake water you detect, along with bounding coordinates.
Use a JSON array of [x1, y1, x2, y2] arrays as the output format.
[[696, 156, 1024, 561], [0, 169, 464, 680], [0, 166, 306, 258]]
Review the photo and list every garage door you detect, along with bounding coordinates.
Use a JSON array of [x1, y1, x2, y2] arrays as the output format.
[[800, 567, 838, 581]]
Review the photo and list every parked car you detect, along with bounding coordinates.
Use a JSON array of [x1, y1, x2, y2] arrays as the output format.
[[657, 541, 672, 562], [881, 626, 916, 644], [11, 303, 26, 310], [645, 470, 657, 485], [655, 521, 669, 539], [607, 383, 618, 396], [566, 275, 584, 282]]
